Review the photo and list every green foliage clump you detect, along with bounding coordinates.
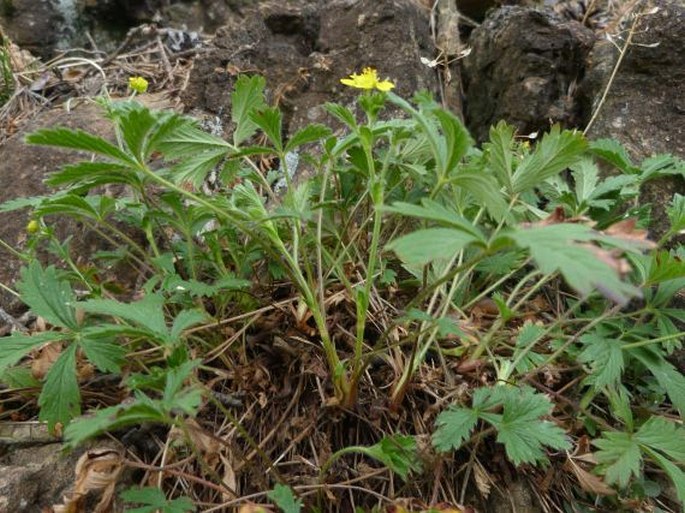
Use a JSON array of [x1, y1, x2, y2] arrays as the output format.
[[0, 74, 684, 510]]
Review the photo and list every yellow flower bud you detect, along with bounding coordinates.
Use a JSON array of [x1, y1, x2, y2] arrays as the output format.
[[128, 76, 149, 94], [26, 219, 40, 234]]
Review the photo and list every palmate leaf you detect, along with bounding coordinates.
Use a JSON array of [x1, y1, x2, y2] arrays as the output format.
[[168, 147, 227, 189], [285, 123, 331, 153], [511, 125, 587, 193], [667, 193, 685, 234], [121, 487, 195, 513], [251, 106, 283, 153], [26, 127, 136, 167], [595, 416, 685, 499], [38, 344, 80, 430], [16, 262, 78, 329], [630, 347, 685, 417], [78, 336, 126, 373], [433, 406, 479, 453], [453, 168, 509, 221], [593, 431, 642, 488], [155, 122, 231, 160], [232, 74, 267, 146], [433, 386, 569, 466], [80, 294, 168, 341], [383, 199, 487, 242], [578, 331, 625, 389], [386, 228, 480, 266], [589, 138, 638, 174], [483, 121, 515, 192], [364, 435, 422, 480], [507, 223, 641, 305], [0, 331, 68, 374], [480, 387, 570, 465], [267, 484, 302, 513]]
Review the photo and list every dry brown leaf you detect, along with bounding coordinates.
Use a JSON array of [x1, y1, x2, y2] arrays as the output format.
[[53, 448, 123, 513], [238, 504, 271, 513], [566, 456, 615, 496], [473, 462, 492, 498], [219, 453, 238, 501], [31, 343, 62, 380], [604, 218, 655, 248]]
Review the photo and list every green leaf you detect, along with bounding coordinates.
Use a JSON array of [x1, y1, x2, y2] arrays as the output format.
[[64, 395, 166, 447], [26, 127, 136, 166], [121, 487, 195, 513], [432, 406, 479, 453], [589, 138, 638, 174], [0, 331, 67, 374], [594, 431, 642, 488], [635, 416, 685, 463], [80, 294, 168, 341], [453, 169, 509, 221], [285, 124, 332, 153], [578, 331, 625, 389], [251, 107, 283, 153], [44, 162, 133, 188], [169, 310, 208, 342], [364, 435, 422, 480], [324, 102, 358, 131], [0, 194, 54, 213], [267, 484, 302, 513], [232, 75, 267, 146], [38, 344, 80, 430], [155, 123, 231, 160], [512, 126, 587, 193], [483, 121, 515, 192], [78, 336, 126, 373], [168, 147, 227, 189], [383, 199, 486, 242], [507, 223, 641, 305], [630, 348, 685, 417], [16, 262, 78, 329], [481, 387, 570, 465], [434, 108, 471, 176], [386, 228, 479, 266], [643, 448, 685, 505], [667, 193, 685, 234]]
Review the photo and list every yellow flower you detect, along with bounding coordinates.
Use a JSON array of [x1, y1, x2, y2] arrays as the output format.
[[26, 219, 40, 234], [128, 76, 149, 94], [340, 67, 395, 92]]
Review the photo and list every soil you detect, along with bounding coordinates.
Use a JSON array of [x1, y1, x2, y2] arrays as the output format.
[[0, 0, 684, 512]]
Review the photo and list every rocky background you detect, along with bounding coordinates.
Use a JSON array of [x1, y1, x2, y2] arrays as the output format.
[[0, 0, 684, 511]]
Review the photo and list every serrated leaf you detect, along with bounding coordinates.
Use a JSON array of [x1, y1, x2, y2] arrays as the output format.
[[578, 331, 625, 389], [630, 347, 685, 417], [507, 223, 641, 305], [453, 169, 509, 221], [78, 336, 126, 373], [38, 344, 80, 430], [387, 228, 479, 266], [251, 107, 283, 153], [481, 387, 570, 465], [267, 484, 302, 513], [232, 75, 267, 146], [643, 448, 685, 505], [364, 435, 422, 480], [26, 127, 136, 166], [0, 331, 67, 374], [512, 126, 587, 193], [383, 199, 486, 241], [156, 123, 231, 160], [0, 194, 54, 213], [121, 487, 195, 513], [589, 139, 637, 174], [593, 431, 642, 488], [169, 310, 208, 342], [285, 124, 331, 153], [16, 262, 78, 329], [80, 294, 168, 341], [484, 121, 515, 192], [635, 416, 685, 462], [169, 147, 227, 189], [667, 193, 685, 234], [433, 406, 479, 453], [324, 102, 358, 130], [434, 108, 471, 177]]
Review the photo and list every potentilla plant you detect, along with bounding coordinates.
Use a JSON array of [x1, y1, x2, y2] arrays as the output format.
[[0, 69, 683, 507]]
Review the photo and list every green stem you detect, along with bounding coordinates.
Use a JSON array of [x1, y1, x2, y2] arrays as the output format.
[[621, 331, 685, 350]]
